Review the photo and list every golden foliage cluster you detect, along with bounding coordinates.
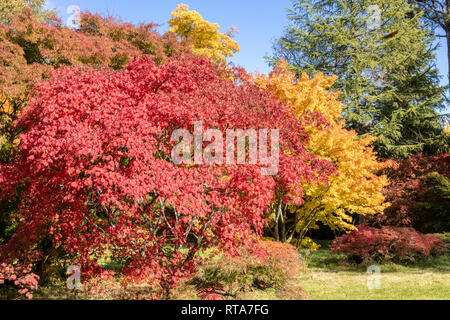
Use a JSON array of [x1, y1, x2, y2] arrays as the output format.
[[169, 4, 239, 64], [254, 61, 390, 246]]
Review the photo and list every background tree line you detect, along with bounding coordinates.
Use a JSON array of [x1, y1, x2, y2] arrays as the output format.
[[269, 0, 449, 159]]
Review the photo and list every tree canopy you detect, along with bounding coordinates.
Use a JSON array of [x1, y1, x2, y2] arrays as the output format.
[[254, 61, 389, 248], [270, 0, 448, 158]]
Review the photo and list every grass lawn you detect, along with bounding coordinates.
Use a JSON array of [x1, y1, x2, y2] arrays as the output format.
[[298, 246, 450, 300], [4, 240, 449, 300]]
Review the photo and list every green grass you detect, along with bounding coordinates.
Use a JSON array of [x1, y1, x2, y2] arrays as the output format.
[[6, 239, 450, 300], [298, 246, 450, 300], [299, 269, 450, 300]]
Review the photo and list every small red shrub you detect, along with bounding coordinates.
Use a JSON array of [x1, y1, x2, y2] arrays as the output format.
[[256, 240, 302, 279], [190, 240, 302, 300], [0, 262, 39, 299], [330, 225, 447, 264]]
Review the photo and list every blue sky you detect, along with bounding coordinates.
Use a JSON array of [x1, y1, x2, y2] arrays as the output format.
[[45, 0, 293, 75], [45, 0, 449, 112]]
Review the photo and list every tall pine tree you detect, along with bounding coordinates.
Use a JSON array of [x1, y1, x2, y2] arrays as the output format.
[[270, 0, 448, 158]]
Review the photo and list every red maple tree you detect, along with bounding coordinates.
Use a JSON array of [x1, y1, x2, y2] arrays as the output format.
[[0, 55, 334, 297], [367, 153, 449, 232]]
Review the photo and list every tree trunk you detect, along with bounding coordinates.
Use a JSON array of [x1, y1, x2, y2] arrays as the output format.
[[274, 205, 280, 242], [280, 210, 286, 243]]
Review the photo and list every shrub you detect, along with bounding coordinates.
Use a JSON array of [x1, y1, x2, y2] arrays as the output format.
[[431, 232, 450, 244], [330, 225, 448, 264], [367, 154, 450, 233], [257, 240, 303, 280], [0, 262, 39, 299], [186, 240, 303, 300]]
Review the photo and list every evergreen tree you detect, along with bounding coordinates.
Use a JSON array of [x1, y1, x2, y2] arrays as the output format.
[[270, 0, 448, 158], [412, 0, 450, 87]]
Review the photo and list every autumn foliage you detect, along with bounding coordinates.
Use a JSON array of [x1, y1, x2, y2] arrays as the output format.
[[0, 54, 335, 297], [331, 225, 447, 264], [2, 3, 448, 301], [186, 240, 303, 300], [366, 153, 450, 233], [169, 4, 239, 64], [254, 61, 389, 247], [0, 261, 39, 299], [0, 7, 188, 99], [0, 7, 191, 164]]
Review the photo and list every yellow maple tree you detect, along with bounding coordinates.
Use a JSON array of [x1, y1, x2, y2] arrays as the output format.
[[254, 61, 390, 248], [168, 4, 240, 64]]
